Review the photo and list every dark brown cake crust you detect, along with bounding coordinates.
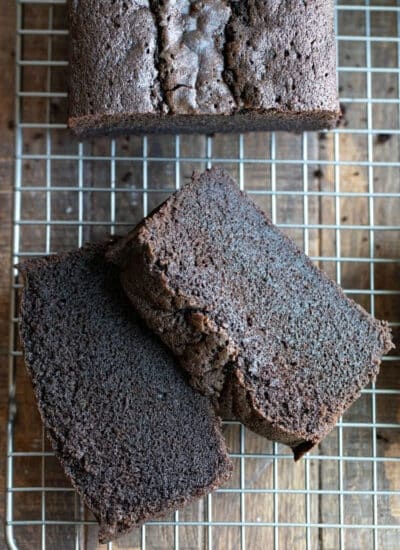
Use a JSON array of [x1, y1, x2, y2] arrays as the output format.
[[68, 0, 340, 137], [18, 242, 232, 543], [108, 169, 394, 459]]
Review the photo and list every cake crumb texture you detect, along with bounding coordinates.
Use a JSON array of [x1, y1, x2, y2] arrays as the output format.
[[18, 242, 232, 543], [109, 168, 394, 459]]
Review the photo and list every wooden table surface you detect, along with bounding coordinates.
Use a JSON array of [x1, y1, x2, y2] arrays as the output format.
[[1, 2, 399, 550], [1, 1, 16, 548]]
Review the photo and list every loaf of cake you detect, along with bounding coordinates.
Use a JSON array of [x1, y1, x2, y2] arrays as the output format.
[[109, 169, 394, 459], [18, 242, 232, 543], [68, 0, 340, 137]]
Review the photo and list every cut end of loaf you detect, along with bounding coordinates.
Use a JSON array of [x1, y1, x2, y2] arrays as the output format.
[[18, 242, 232, 543], [110, 168, 393, 457]]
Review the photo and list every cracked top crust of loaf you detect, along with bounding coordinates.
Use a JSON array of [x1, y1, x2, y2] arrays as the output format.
[[18, 242, 232, 543], [68, 0, 340, 136], [108, 169, 394, 459]]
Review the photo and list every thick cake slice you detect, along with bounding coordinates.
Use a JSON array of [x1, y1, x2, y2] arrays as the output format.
[[18, 242, 232, 543], [109, 169, 394, 459], [68, 0, 340, 136]]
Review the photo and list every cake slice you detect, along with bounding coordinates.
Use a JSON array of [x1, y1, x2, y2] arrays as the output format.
[[68, 0, 340, 137], [109, 169, 394, 459], [18, 241, 232, 543]]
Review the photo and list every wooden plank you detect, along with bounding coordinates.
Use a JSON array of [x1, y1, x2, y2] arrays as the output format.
[[319, 6, 400, 550], [369, 14, 400, 547], [0, 1, 16, 549]]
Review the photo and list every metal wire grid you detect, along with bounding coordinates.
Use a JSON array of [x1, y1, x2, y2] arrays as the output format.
[[5, 1, 400, 549]]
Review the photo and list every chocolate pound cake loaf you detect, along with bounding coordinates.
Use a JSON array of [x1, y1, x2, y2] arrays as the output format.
[[19, 242, 232, 543], [68, 1, 340, 137], [109, 169, 394, 459]]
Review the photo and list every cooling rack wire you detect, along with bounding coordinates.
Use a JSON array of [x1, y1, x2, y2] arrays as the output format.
[[5, 1, 400, 549]]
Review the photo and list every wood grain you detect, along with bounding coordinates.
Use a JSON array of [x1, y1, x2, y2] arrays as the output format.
[[1, 2, 399, 550], [318, 6, 400, 550], [0, 1, 16, 549]]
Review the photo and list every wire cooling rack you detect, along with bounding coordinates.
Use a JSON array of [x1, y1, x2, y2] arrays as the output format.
[[5, 1, 400, 549]]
